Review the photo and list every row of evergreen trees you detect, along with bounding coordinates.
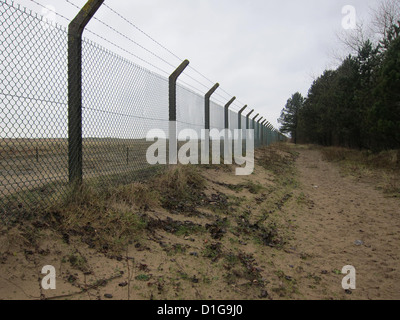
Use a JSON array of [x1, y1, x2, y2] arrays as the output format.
[[279, 4, 400, 151]]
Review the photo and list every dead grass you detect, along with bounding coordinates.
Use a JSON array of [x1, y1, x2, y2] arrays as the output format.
[[49, 185, 149, 253], [321, 147, 400, 169], [9, 164, 209, 254], [320, 146, 400, 196], [0, 144, 307, 300], [256, 144, 299, 175], [152, 165, 206, 212]]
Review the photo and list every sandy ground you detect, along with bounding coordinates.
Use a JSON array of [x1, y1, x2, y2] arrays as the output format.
[[285, 147, 400, 299], [0, 144, 399, 300]]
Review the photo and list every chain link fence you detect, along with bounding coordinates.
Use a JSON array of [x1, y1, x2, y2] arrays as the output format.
[[0, 0, 284, 222]]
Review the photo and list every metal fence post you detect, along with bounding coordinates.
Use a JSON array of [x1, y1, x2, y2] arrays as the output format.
[[236, 105, 247, 156], [222, 97, 236, 164], [268, 123, 273, 145], [252, 114, 259, 147], [68, 0, 105, 184], [205, 83, 219, 130], [246, 109, 254, 130], [169, 60, 190, 122], [224, 97, 236, 129], [203, 83, 219, 164], [252, 114, 259, 129], [268, 123, 273, 144], [261, 120, 266, 145], [257, 117, 263, 148], [169, 60, 190, 164], [238, 105, 247, 130], [246, 110, 254, 152]]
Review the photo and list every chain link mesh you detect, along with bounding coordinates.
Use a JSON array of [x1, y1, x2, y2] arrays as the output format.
[[81, 38, 169, 184], [1, 0, 280, 222], [1, 1, 69, 221]]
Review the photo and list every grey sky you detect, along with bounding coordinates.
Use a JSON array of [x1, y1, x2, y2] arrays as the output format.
[[16, 0, 381, 129]]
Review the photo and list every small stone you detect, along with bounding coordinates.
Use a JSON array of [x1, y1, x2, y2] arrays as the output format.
[[354, 240, 364, 246], [345, 289, 352, 295], [118, 282, 128, 287], [104, 294, 113, 299], [259, 290, 269, 298]]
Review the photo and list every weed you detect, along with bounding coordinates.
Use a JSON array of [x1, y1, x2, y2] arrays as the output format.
[[175, 224, 204, 237], [153, 165, 206, 212], [224, 252, 239, 267], [296, 192, 307, 205], [273, 270, 299, 296], [381, 173, 400, 196], [245, 181, 265, 194], [135, 274, 151, 281], [202, 243, 222, 262], [68, 252, 88, 272], [111, 182, 160, 210]]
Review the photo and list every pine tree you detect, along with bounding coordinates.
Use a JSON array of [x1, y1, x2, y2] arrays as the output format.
[[278, 92, 304, 144]]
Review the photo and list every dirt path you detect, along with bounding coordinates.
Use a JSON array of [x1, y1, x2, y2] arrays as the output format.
[[289, 147, 400, 299]]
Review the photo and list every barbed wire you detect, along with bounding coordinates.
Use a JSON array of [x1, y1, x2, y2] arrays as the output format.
[[101, 0, 246, 108], [28, 0, 172, 76], [103, 1, 182, 62], [29, 0, 70, 22], [64, 0, 215, 95], [28, 0, 251, 114], [64, 0, 177, 69], [83, 29, 171, 76]]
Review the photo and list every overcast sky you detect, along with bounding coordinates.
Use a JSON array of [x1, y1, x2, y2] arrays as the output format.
[[16, 0, 381, 129]]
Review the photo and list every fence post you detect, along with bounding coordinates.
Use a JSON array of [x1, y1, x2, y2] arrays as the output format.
[[246, 110, 254, 130], [203, 83, 219, 164], [252, 114, 259, 129], [268, 123, 273, 145], [268, 124, 273, 144], [257, 117, 263, 148], [235, 105, 247, 157], [261, 120, 267, 145], [252, 114, 259, 147], [224, 97, 236, 129], [238, 105, 247, 130], [222, 97, 236, 164], [272, 127, 276, 143], [205, 83, 219, 131], [68, 0, 105, 184], [169, 59, 190, 164]]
